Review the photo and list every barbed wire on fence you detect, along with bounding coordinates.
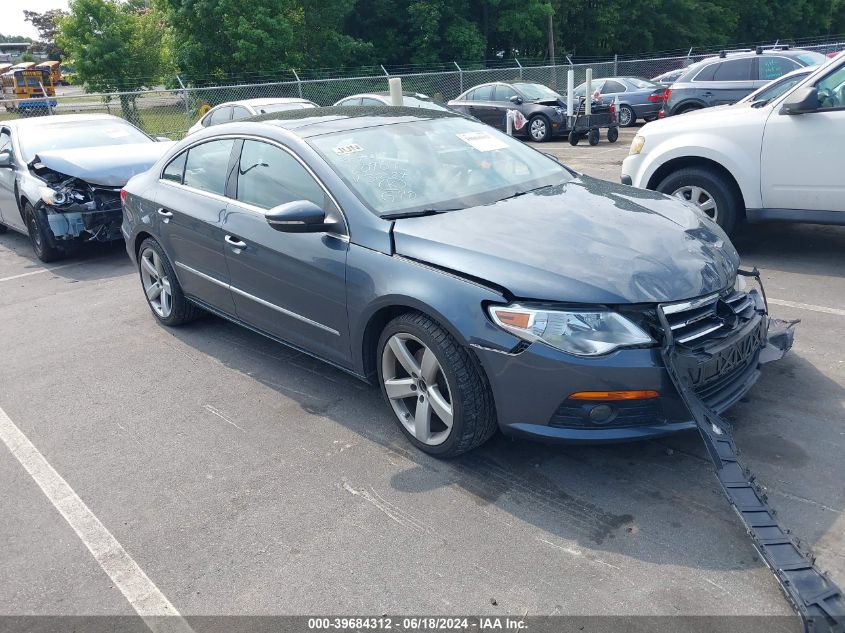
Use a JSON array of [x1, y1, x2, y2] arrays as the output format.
[[1, 35, 843, 140]]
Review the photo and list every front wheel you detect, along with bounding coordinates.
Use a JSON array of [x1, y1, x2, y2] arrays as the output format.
[[657, 167, 741, 235], [568, 131, 581, 146], [527, 115, 551, 142], [377, 312, 497, 457], [24, 203, 64, 262]]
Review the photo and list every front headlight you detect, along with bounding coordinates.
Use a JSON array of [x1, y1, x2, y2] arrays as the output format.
[[629, 135, 646, 155], [554, 106, 566, 116], [39, 186, 68, 206], [488, 304, 655, 357]]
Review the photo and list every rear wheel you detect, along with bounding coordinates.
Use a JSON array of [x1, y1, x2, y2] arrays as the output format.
[[138, 237, 202, 326], [618, 105, 636, 127], [676, 104, 703, 115], [568, 131, 580, 146], [24, 203, 63, 262], [657, 167, 741, 235], [377, 312, 497, 457]]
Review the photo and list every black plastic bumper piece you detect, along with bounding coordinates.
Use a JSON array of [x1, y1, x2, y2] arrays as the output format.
[[659, 275, 844, 633]]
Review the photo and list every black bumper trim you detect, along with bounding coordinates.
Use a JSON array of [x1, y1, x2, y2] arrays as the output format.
[[659, 275, 844, 633]]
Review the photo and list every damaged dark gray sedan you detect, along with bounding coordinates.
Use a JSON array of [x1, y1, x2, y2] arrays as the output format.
[[0, 114, 174, 262], [122, 106, 789, 457]]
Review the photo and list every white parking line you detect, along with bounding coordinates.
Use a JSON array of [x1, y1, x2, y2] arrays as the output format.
[[0, 263, 78, 283], [0, 405, 194, 633], [769, 298, 845, 318]]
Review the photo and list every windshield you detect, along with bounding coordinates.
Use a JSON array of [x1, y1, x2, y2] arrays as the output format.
[[19, 119, 151, 162], [740, 72, 809, 104], [627, 78, 659, 89], [258, 102, 316, 113], [796, 52, 828, 66], [309, 117, 571, 217], [511, 83, 562, 101]]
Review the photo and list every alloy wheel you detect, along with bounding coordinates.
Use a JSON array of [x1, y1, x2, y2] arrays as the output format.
[[140, 247, 173, 318], [672, 185, 719, 222], [529, 118, 547, 141], [381, 333, 454, 446], [618, 106, 633, 127]]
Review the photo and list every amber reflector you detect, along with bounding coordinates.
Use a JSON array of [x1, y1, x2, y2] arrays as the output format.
[[496, 311, 531, 329], [569, 390, 659, 401]]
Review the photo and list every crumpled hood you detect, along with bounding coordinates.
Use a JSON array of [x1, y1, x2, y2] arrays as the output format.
[[392, 175, 739, 305], [33, 142, 175, 187]]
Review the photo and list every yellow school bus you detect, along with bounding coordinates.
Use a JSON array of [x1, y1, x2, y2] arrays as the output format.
[[1, 67, 57, 113], [36, 61, 65, 86]]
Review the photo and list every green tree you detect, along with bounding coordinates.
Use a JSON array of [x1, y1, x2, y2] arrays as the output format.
[[24, 9, 68, 60], [58, 0, 169, 123], [0, 34, 33, 43]]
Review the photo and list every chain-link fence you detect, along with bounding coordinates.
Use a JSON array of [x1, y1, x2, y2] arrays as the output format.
[[2, 36, 843, 139]]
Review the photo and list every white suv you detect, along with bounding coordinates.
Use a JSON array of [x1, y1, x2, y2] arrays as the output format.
[[621, 53, 845, 235]]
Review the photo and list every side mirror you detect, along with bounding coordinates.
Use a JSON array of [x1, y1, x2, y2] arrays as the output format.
[[0, 150, 12, 168], [156, 136, 171, 142], [265, 200, 335, 233], [780, 86, 819, 115], [509, 95, 523, 105]]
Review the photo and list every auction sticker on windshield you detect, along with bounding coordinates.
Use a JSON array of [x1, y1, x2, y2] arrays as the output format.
[[456, 131, 509, 152], [333, 143, 364, 156]]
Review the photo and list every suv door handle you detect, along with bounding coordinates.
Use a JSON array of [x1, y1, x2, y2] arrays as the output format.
[[224, 235, 247, 249], [157, 208, 173, 218]]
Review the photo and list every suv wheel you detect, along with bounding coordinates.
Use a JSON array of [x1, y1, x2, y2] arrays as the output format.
[[657, 167, 741, 235], [377, 312, 497, 457]]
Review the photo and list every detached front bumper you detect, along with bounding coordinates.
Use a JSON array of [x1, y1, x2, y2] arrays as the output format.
[[474, 291, 787, 445], [42, 205, 123, 242]]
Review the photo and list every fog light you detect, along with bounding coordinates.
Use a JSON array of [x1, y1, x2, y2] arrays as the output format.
[[588, 404, 615, 424]]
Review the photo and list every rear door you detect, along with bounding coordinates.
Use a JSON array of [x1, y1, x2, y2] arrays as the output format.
[[155, 139, 238, 314], [709, 58, 755, 105], [761, 62, 845, 213], [221, 139, 351, 366]]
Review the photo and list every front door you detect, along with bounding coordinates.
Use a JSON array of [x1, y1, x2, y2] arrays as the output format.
[[155, 138, 238, 315], [222, 139, 350, 367], [761, 62, 845, 213], [0, 127, 23, 231]]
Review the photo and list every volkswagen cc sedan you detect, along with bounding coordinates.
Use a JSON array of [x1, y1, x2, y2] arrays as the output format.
[[122, 106, 780, 457]]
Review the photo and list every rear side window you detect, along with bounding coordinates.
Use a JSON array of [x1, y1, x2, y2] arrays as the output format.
[[161, 151, 187, 183], [183, 139, 235, 196], [601, 80, 626, 94], [337, 98, 361, 106], [207, 106, 232, 126], [236, 140, 328, 210], [469, 85, 493, 101], [360, 97, 384, 105], [758, 56, 800, 80], [231, 106, 251, 121], [693, 63, 719, 82], [712, 58, 753, 81]]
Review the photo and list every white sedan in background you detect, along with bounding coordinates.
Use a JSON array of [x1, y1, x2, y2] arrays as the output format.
[[622, 54, 845, 235], [187, 98, 317, 135]]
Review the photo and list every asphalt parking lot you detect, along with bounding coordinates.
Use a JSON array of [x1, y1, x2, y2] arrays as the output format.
[[1, 124, 843, 628]]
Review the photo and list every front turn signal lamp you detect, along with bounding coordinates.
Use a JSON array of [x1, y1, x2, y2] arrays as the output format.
[[569, 390, 659, 401], [488, 304, 654, 357], [629, 135, 646, 155]]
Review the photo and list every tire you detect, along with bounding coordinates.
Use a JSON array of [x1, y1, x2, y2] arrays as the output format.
[[527, 114, 551, 142], [588, 128, 600, 146], [607, 126, 619, 143], [24, 203, 64, 262], [676, 104, 703, 116], [568, 131, 580, 146], [0, 222, 7, 234], [618, 104, 636, 127], [656, 167, 741, 235], [137, 237, 202, 326], [377, 312, 497, 458]]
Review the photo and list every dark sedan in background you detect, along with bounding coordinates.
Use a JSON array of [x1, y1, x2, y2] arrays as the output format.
[[0, 114, 173, 261], [572, 77, 666, 126], [122, 106, 785, 457], [448, 81, 568, 141]]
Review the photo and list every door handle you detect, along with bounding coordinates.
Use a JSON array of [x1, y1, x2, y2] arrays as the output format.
[[224, 235, 247, 249], [157, 208, 173, 218]]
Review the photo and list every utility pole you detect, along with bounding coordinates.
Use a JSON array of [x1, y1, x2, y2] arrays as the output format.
[[548, 10, 556, 88]]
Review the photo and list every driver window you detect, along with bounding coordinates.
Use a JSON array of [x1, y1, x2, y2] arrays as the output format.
[[495, 85, 518, 102], [816, 66, 845, 110], [236, 140, 328, 210], [0, 129, 11, 155]]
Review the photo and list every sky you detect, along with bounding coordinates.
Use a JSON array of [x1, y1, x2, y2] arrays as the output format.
[[0, 0, 70, 39]]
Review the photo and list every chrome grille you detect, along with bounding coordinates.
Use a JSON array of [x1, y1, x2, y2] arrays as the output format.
[[661, 289, 756, 347]]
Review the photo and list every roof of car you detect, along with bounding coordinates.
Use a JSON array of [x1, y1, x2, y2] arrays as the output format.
[[218, 98, 314, 107], [342, 92, 431, 99], [3, 113, 129, 129], [244, 105, 460, 138]]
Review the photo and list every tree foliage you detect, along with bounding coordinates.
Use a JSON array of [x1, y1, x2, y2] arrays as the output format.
[[24, 9, 68, 60]]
